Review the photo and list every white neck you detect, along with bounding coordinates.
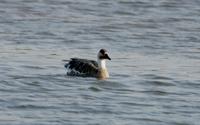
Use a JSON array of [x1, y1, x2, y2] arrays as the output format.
[[98, 59, 106, 69]]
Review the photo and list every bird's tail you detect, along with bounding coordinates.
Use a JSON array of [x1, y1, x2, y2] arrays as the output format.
[[64, 63, 69, 69]]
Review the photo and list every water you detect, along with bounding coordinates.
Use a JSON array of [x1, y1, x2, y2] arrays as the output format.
[[0, 0, 200, 125]]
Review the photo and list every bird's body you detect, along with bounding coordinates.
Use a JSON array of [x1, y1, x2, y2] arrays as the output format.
[[65, 58, 98, 77], [64, 49, 111, 80]]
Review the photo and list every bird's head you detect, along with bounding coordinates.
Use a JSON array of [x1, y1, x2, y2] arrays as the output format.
[[98, 49, 111, 60]]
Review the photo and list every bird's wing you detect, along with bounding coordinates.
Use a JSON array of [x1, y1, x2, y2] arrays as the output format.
[[65, 58, 98, 76]]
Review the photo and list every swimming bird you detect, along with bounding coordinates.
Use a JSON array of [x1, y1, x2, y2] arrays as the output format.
[[65, 49, 111, 80]]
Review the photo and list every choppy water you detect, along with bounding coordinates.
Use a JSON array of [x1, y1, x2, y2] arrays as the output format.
[[0, 0, 200, 125]]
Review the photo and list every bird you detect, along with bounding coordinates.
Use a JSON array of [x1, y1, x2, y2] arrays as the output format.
[[64, 49, 111, 80]]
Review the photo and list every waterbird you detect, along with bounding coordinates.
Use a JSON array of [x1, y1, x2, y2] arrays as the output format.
[[64, 49, 111, 80]]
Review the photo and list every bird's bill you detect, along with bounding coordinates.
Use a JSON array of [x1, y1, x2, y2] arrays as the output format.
[[105, 54, 111, 60]]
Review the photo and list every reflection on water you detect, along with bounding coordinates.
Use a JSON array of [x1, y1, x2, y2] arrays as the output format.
[[0, 0, 200, 125]]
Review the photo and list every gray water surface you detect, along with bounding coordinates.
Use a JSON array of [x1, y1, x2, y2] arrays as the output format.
[[0, 0, 200, 125]]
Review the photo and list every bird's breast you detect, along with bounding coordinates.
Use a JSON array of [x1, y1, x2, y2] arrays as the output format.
[[97, 68, 109, 80]]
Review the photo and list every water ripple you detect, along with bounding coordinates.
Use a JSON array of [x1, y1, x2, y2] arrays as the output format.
[[0, 0, 200, 124]]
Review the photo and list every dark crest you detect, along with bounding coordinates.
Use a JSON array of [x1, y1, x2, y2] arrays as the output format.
[[99, 49, 107, 55]]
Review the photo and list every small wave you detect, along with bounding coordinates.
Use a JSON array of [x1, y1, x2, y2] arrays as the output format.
[[112, 73, 131, 78], [8, 75, 35, 80], [119, 102, 154, 107], [21, 65, 45, 70], [90, 80, 126, 88], [141, 74, 173, 80], [35, 31, 56, 36], [143, 90, 169, 96], [140, 74, 175, 86], [133, 117, 162, 123], [148, 80, 175, 86], [88, 86, 102, 92], [139, 79, 175, 87], [8, 104, 57, 110]]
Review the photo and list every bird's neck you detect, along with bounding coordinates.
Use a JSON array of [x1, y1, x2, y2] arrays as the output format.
[[98, 59, 106, 69], [97, 59, 109, 79]]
